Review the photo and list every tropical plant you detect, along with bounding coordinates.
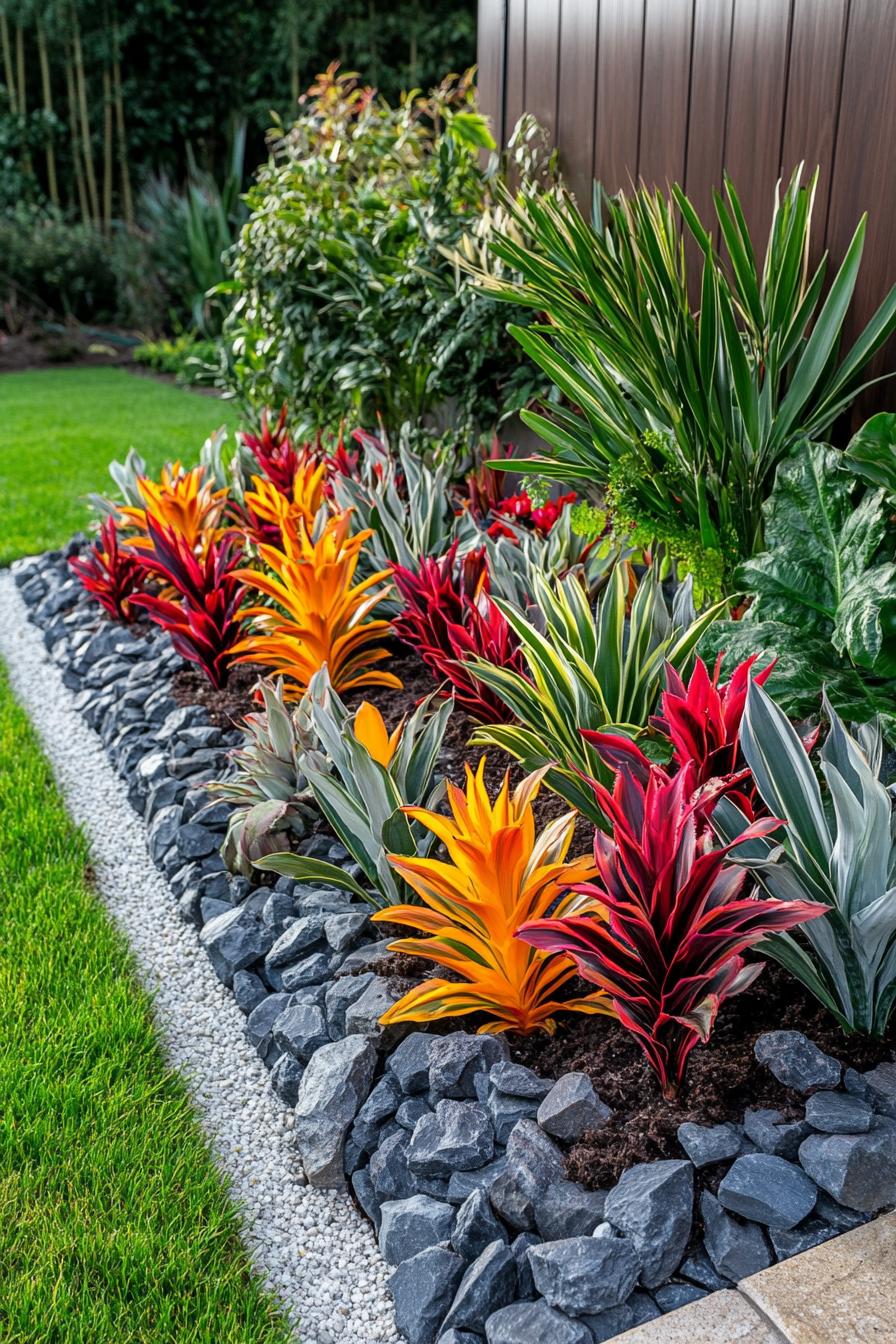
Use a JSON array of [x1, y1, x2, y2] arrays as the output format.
[[473, 167, 896, 584], [237, 468, 328, 549], [713, 682, 896, 1037], [128, 518, 247, 687], [471, 561, 726, 824], [258, 669, 451, 908], [390, 543, 525, 723], [240, 406, 303, 496], [519, 761, 825, 1097], [370, 760, 611, 1033], [68, 516, 146, 622], [702, 441, 896, 741], [209, 678, 320, 877], [232, 510, 398, 698], [118, 461, 228, 553], [844, 412, 896, 499]]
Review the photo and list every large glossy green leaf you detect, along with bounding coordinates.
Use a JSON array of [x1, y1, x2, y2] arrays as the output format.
[[845, 413, 896, 497]]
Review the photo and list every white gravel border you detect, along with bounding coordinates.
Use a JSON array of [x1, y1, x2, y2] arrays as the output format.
[[0, 569, 398, 1344]]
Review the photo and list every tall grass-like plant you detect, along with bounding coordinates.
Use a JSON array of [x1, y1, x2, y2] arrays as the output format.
[[713, 681, 896, 1036], [471, 561, 725, 824], [474, 167, 896, 581]]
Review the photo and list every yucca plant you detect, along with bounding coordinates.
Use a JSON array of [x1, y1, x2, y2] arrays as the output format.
[[473, 167, 896, 582], [69, 517, 147, 623], [258, 670, 451, 908], [713, 681, 896, 1036], [471, 561, 726, 825], [371, 761, 611, 1034], [209, 678, 321, 877], [232, 510, 399, 698], [520, 761, 824, 1097]]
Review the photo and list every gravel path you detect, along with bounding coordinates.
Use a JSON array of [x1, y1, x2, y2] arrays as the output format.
[[0, 569, 399, 1344]]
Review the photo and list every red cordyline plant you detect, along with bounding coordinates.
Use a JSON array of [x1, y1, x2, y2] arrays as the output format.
[[517, 760, 826, 1099], [128, 517, 248, 687], [390, 542, 525, 723], [242, 406, 304, 496], [69, 517, 146, 623]]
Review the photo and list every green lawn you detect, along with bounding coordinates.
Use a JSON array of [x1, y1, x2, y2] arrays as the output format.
[[0, 367, 238, 564], [0, 662, 291, 1344]]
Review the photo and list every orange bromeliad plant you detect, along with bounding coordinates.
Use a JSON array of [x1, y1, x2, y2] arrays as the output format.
[[239, 465, 329, 547], [232, 509, 401, 698], [372, 759, 614, 1034], [119, 462, 228, 552]]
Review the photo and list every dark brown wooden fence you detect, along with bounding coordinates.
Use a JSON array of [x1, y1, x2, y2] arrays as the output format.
[[477, 0, 896, 380]]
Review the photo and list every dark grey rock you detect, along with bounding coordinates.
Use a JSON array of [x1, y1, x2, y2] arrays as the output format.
[[436, 1333, 478, 1344], [769, 1217, 838, 1261], [324, 911, 369, 951], [510, 1231, 539, 1298], [389, 1032, 435, 1094], [489, 1120, 565, 1231], [344, 975, 405, 1037], [485, 1301, 592, 1344], [860, 1062, 896, 1117], [805, 1090, 874, 1134], [679, 1246, 732, 1290], [677, 1121, 742, 1168], [339, 937, 395, 973], [266, 915, 325, 968], [408, 1100, 495, 1177], [352, 1167, 381, 1231], [446, 1157, 508, 1205], [389, 1244, 466, 1344], [451, 1188, 508, 1260], [245, 993, 291, 1056], [280, 951, 333, 992], [201, 896, 232, 924], [293, 1035, 377, 1188], [262, 890, 295, 929], [272, 1003, 329, 1062], [653, 1283, 707, 1311], [396, 1098, 431, 1131], [717, 1153, 817, 1229], [370, 1131, 417, 1202], [814, 1190, 870, 1230], [379, 1194, 456, 1266], [176, 822, 218, 859], [232, 969, 268, 1016], [325, 972, 375, 1039], [533, 1180, 606, 1241], [486, 1089, 541, 1144], [352, 1074, 403, 1153], [428, 1033, 509, 1100], [269, 1053, 304, 1105], [528, 1234, 640, 1316], [200, 901, 275, 986], [148, 804, 183, 865], [700, 1191, 772, 1281], [604, 1159, 693, 1287], [536, 1073, 611, 1141], [442, 1240, 517, 1333], [743, 1106, 812, 1161], [798, 1125, 896, 1211], [582, 1303, 640, 1342], [754, 1031, 841, 1092], [489, 1061, 553, 1100]]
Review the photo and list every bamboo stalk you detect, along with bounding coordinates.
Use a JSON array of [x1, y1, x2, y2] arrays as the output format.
[[37, 20, 60, 206], [14, 22, 24, 116], [1, 13, 16, 114], [289, 9, 299, 107], [102, 63, 112, 226], [65, 50, 90, 223], [72, 10, 100, 222], [111, 25, 133, 228]]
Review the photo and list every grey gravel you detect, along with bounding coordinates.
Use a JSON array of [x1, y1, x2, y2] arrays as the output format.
[[0, 573, 399, 1344]]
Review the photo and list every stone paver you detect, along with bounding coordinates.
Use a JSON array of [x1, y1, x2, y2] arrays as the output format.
[[606, 1290, 779, 1343], [739, 1212, 896, 1343]]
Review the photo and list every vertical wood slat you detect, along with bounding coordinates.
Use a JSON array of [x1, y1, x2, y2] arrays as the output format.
[[476, 0, 508, 149], [502, 0, 527, 140], [781, 0, 849, 233], [523, 0, 561, 140], [637, 0, 693, 188], [684, 0, 733, 244], [594, 0, 644, 191], [557, 0, 599, 205]]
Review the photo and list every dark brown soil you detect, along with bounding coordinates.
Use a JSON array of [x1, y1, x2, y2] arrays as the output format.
[[171, 662, 269, 728], [511, 962, 896, 1187]]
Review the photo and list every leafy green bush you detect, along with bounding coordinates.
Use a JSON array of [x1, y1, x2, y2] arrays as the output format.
[[0, 203, 121, 322], [217, 67, 548, 436], [133, 333, 219, 382]]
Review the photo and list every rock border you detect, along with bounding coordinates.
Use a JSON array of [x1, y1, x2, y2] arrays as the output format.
[[8, 543, 896, 1344]]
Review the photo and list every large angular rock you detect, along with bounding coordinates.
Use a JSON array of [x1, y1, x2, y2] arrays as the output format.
[[451, 1188, 508, 1260], [489, 1120, 565, 1231], [768, 1217, 838, 1261], [280, 950, 333, 992], [603, 1159, 693, 1286], [352, 1074, 403, 1154], [233, 969, 268, 1016], [293, 1035, 377, 1188], [269, 1053, 304, 1106], [369, 1130, 416, 1202], [447, 1157, 508, 1206], [678, 1247, 732, 1291], [677, 1121, 742, 1168], [429, 1033, 509, 1100], [245, 992, 291, 1056], [272, 1003, 329, 1062], [858, 1062, 896, 1117], [441, 1241, 517, 1334], [537, 1073, 611, 1141], [805, 1090, 873, 1134], [527, 1235, 640, 1316], [389, 1245, 465, 1344], [717, 1153, 817, 1229], [489, 1060, 552, 1100], [798, 1125, 896, 1212], [510, 1231, 539, 1298], [388, 1032, 434, 1094], [200, 901, 275, 986], [324, 910, 369, 951], [743, 1107, 813, 1160], [486, 1088, 541, 1144], [485, 1301, 592, 1344], [379, 1194, 456, 1266], [700, 1191, 772, 1281], [408, 1100, 495, 1177], [325, 971, 375, 1039], [533, 1180, 606, 1241], [754, 1031, 841, 1092], [345, 976, 405, 1037]]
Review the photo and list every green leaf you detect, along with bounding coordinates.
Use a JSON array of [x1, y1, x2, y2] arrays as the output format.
[[845, 413, 896, 497], [253, 853, 374, 904]]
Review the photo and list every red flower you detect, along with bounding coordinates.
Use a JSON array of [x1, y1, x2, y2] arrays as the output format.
[[242, 406, 302, 496], [69, 517, 146, 623]]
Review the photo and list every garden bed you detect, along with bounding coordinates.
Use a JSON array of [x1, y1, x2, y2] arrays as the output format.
[[11, 535, 896, 1344]]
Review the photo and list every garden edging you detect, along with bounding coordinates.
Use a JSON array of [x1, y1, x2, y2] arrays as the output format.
[[6, 544, 896, 1344]]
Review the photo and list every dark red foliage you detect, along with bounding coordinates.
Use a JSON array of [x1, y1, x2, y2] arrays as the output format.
[[68, 517, 146, 623], [518, 761, 826, 1098], [491, 489, 577, 537], [242, 405, 302, 496], [465, 435, 577, 538], [128, 519, 247, 688], [390, 542, 525, 723]]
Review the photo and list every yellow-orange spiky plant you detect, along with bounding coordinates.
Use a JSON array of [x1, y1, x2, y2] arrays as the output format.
[[232, 510, 401, 698], [240, 467, 328, 546], [119, 462, 228, 552], [372, 759, 614, 1034]]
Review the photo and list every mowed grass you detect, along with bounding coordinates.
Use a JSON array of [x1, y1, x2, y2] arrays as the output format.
[[0, 662, 291, 1344], [0, 367, 237, 564]]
